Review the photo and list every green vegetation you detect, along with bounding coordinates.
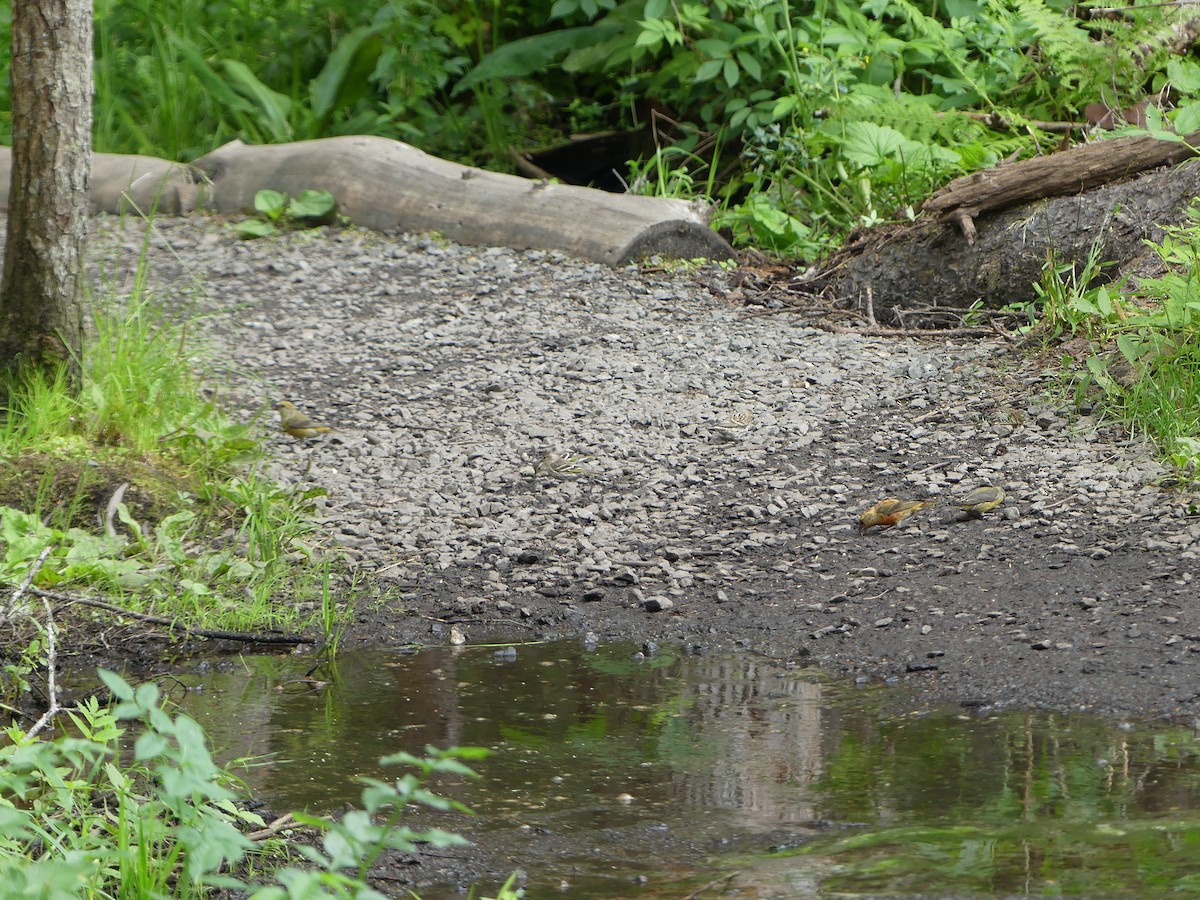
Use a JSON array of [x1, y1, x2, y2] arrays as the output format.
[[1022, 207, 1200, 480], [0, 670, 506, 899], [237, 189, 339, 239], [0, 222, 342, 654], [1, 0, 1192, 258]]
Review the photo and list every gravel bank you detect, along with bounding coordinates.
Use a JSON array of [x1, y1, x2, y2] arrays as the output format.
[[92, 214, 1200, 721]]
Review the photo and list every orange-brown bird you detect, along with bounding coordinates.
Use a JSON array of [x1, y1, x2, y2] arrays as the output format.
[[953, 485, 1005, 517], [276, 400, 337, 439], [858, 498, 936, 534]]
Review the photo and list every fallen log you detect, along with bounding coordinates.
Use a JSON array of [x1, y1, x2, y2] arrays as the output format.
[[923, 129, 1200, 243], [0, 136, 733, 266], [808, 136, 1200, 322]]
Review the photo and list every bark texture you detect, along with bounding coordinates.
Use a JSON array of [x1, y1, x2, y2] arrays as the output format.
[[191, 137, 733, 265], [1, 137, 734, 266], [0, 0, 93, 379]]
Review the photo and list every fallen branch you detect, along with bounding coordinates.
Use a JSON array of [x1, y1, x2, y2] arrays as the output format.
[[246, 813, 304, 842], [27, 587, 316, 644], [16, 547, 61, 738]]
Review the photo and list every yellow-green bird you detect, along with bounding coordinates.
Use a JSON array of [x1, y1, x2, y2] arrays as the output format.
[[953, 485, 1006, 516], [524, 452, 596, 480], [276, 400, 337, 439], [858, 498, 936, 534]]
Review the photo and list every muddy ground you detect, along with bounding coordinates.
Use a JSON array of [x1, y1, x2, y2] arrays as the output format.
[[72, 213, 1200, 725]]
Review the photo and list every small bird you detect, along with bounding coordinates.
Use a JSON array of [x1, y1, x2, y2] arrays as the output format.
[[520, 452, 596, 481], [276, 400, 337, 439], [953, 485, 1006, 517], [858, 498, 936, 534], [712, 409, 756, 442]]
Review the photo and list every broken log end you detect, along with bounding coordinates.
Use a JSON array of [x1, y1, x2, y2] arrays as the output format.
[[617, 220, 736, 265], [949, 207, 980, 245]]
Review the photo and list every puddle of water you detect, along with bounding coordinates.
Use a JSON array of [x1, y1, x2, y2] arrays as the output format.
[[170, 641, 1200, 898]]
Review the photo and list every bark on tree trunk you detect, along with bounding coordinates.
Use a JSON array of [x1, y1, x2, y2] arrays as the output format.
[[0, 0, 93, 384]]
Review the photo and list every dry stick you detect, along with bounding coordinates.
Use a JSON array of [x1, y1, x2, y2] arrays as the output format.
[[103, 482, 130, 540], [246, 813, 304, 842], [681, 870, 741, 898], [25, 596, 60, 738], [14, 547, 60, 738], [1089, 1, 1193, 13], [28, 587, 316, 644]]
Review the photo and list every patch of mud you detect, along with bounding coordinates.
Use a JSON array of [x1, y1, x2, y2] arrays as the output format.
[[72, 214, 1200, 722]]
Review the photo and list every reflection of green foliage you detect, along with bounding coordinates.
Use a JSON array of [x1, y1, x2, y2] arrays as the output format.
[[800, 707, 1200, 895], [784, 817, 1200, 896], [587, 651, 678, 676]]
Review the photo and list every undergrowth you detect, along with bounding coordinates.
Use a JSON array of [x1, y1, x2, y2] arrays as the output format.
[[1026, 204, 1200, 483], [4, 0, 1196, 261], [0, 669, 517, 899], [0, 221, 341, 643]]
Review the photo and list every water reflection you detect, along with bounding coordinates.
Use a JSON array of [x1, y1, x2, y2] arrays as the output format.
[[177, 641, 1200, 898]]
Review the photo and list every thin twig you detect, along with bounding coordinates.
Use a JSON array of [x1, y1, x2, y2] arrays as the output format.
[[17, 546, 61, 738], [681, 870, 741, 898], [28, 587, 315, 644], [5, 545, 53, 615], [246, 813, 304, 842], [103, 482, 130, 540], [26, 596, 59, 738], [812, 321, 997, 338]]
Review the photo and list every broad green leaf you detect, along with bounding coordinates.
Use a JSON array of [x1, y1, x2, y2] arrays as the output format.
[[1167, 57, 1200, 96], [1173, 101, 1200, 135], [237, 219, 278, 239], [454, 27, 606, 94], [695, 58, 724, 81], [723, 57, 739, 87], [287, 189, 337, 222], [221, 60, 293, 141], [309, 26, 384, 121], [253, 189, 287, 218], [736, 50, 763, 81]]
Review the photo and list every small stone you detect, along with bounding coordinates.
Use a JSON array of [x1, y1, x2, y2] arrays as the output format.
[[641, 595, 674, 613], [906, 662, 939, 672], [581, 588, 605, 602], [874, 617, 893, 628], [611, 567, 639, 585]]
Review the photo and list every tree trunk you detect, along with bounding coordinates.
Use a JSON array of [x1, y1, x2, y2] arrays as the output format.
[[0, 0, 93, 384]]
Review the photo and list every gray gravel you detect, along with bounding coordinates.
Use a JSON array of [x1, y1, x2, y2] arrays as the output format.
[[87, 214, 1200, 719]]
